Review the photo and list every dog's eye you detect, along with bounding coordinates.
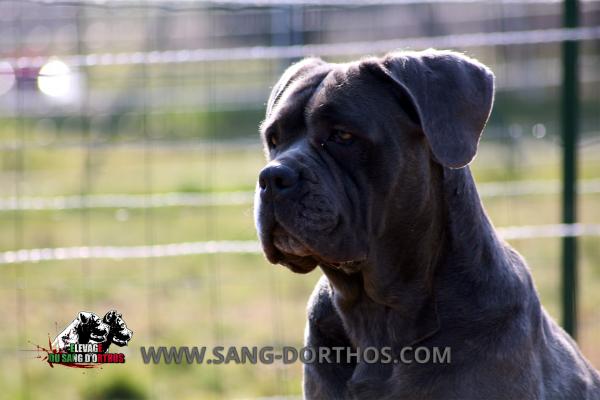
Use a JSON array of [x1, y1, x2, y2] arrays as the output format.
[[268, 134, 278, 148], [329, 129, 354, 144], [330, 129, 354, 144]]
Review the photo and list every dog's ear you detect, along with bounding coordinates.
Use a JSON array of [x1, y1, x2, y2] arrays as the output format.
[[377, 49, 495, 168], [103, 310, 116, 323], [266, 57, 327, 118], [79, 312, 90, 323]]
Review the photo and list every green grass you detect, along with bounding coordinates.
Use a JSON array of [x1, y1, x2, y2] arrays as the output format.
[[0, 137, 599, 399]]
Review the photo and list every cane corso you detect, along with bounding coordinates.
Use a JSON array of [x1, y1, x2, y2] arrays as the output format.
[[100, 310, 133, 353], [254, 49, 600, 399]]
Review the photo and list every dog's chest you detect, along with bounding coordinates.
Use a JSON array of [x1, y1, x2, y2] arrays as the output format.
[[334, 294, 395, 348]]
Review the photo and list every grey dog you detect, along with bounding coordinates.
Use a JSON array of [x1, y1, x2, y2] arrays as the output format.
[[254, 49, 600, 399]]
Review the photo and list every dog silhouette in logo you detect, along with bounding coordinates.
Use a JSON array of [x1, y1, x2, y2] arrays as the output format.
[[99, 310, 133, 353], [52, 310, 132, 352], [52, 311, 109, 352]]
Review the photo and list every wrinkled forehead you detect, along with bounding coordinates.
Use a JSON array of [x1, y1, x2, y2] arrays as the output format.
[[261, 61, 397, 141], [306, 63, 387, 124], [262, 61, 392, 136], [262, 65, 332, 133]]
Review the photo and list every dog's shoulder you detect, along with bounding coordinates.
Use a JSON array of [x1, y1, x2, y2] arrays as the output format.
[[537, 312, 600, 399]]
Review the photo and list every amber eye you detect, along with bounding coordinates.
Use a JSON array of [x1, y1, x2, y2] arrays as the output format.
[[268, 134, 278, 148], [331, 130, 354, 144]]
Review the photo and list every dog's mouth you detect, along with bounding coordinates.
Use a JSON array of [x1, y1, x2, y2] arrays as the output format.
[[90, 332, 107, 341], [264, 225, 364, 274], [112, 336, 130, 347], [264, 226, 317, 273], [272, 227, 312, 257]]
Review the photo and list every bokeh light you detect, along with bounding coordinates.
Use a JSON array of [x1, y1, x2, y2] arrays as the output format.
[[37, 58, 73, 99]]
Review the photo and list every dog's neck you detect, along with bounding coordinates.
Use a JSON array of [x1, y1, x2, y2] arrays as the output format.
[[321, 164, 517, 348]]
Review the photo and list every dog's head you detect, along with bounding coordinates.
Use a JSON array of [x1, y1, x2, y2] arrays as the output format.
[[255, 49, 494, 274], [76, 311, 109, 342], [102, 310, 133, 347], [53, 311, 108, 351]]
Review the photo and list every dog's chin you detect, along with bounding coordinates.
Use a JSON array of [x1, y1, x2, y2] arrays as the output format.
[[272, 228, 312, 257], [261, 226, 364, 274], [279, 254, 319, 274], [260, 228, 317, 274]]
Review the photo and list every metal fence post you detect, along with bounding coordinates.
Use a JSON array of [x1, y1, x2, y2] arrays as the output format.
[[561, 0, 579, 339]]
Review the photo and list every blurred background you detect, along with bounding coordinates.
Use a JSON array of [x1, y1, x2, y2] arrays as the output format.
[[0, 0, 598, 399]]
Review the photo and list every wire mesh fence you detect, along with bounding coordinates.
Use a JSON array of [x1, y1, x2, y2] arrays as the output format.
[[0, 0, 599, 399]]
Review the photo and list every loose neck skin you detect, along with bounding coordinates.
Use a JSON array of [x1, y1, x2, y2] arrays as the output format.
[[320, 164, 528, 347]]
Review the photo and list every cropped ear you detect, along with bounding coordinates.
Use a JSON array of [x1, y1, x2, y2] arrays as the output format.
[[266, 57, 327, 118], [103, 310, 117, 323], [78, 312, 89, 323], [378, 49, 495, 168]]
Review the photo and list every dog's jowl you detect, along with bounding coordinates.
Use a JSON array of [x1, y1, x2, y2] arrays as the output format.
[[254, 49, 600, 399]]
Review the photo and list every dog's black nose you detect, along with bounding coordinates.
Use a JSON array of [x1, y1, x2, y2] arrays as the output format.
[[258, 163, 298, 199]]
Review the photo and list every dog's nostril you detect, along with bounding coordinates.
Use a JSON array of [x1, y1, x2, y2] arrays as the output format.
[[274, 176, 286, 189], [259, 176, 267, 190]]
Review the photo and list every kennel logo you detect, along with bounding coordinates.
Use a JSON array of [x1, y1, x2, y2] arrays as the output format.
[[37, 310, 133, 368]]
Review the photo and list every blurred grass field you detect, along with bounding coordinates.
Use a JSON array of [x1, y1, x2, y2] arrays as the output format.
[[0, 136, 599, 399]]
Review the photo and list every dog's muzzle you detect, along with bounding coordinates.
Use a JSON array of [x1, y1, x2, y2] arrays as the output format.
[[258, 162, 299, 202]]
